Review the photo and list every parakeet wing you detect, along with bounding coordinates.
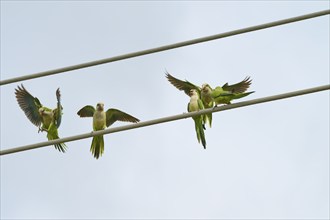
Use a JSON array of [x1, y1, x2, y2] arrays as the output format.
[[165, 71, 201, 96], [211, 86, 232, 98], [106, 108, 140, 127], [15, 84, 43, 127], [197, 99, 205, 110], [222, 76, 252, 93], [55, 88, 62, 128], [77, 105, 95, 117]]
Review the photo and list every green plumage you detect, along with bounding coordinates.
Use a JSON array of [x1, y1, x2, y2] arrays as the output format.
[[166, 71, 255, 129], [47, 121, 66, 153], [188, 89, 207, 149], [15, 85, 66, 152], [193, 116, 206, 148], [91, 135, 104, 159], [77, 103, 140, 159], [166, 71, 211, 128], [212, 87, 255, 105], [201, 77, 254, 106]]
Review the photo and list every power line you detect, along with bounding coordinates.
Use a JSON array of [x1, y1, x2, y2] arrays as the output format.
[[1, 84, 329, 156], [1, 9, 329, 86]]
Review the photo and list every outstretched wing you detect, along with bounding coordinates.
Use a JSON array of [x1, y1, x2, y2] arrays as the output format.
[[222, 76, 252, 93], [15, 84, 43, 127], [165, 71, 201, 96], [106, 108, 140, 127], [77, 105, 95, 117], [54, 88, 62, 128]]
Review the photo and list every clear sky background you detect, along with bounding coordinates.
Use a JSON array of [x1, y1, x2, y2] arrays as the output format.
[[1, 1, 329, 219]]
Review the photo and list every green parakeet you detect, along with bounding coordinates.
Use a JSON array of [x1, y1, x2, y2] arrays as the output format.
[[165, 71, 212, 128], [15, 85, 66, 152], [201, 77, 254, 106], [188, 89, 206, 149], [166, 71, 254, 127], [77, 103, 140, 159]]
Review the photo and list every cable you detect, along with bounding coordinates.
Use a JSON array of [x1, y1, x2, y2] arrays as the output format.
[[1, 9, 329, 86], [1, 84, 329, 156]]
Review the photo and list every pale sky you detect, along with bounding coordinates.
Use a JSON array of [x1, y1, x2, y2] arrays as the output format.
[[1, 1, 329, 219]]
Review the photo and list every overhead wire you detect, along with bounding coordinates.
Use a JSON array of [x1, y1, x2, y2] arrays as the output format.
[[1, 84, 329, 156], [0, 9, 329, 86], [0, 9, 329, 155]]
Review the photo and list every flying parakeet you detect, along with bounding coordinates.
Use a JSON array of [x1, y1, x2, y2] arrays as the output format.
[[188, 89, 206, 149], [166, 71, 213, 128], [15, 85, 66, 152], [77, 103, 140, 159]]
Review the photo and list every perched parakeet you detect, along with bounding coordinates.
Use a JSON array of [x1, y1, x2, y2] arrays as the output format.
[[77, 103, 140, 159], [201, 77, 254, 106], [15, 85, 66, 152], [166, 71, 254, 126], [165, 71, 212, 128], [188, 89, 206, 149]]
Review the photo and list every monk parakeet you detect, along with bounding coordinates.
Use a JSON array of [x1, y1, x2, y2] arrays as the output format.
[[165, 71, 212, 128], [201, 77, 254, 106], [188, 89, 206, 149], [77, 103, 140, 159], [15, 85, 66, 152], [166, 71, 254, 126]]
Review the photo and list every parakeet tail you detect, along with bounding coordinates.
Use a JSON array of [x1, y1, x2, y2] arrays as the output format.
[[206, 113, 212, 128], [194, 119, 206, 149], [47, 123, 66, 153], [54, 143, 67, 153], [91, 135, 104, 159], [199, 125, 206, 149]]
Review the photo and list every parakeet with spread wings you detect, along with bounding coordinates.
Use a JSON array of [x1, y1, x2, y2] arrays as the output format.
[[77, 103, 140, 159], [15, 85, 66, 152], [166, 71, 254, 127]]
